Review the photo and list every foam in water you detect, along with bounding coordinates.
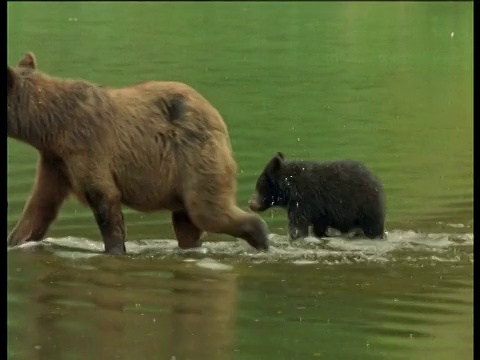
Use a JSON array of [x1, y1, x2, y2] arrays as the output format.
[[6, 229, 473, 265]]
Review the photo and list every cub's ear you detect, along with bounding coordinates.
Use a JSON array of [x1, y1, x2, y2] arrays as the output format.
[[267, 153, 283, 173], [18, 52, 37, 69], [277, 152, 285, 160], [7, 67, 15, 90]]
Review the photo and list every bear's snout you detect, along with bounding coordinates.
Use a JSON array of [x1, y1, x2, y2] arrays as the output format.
[[248, 193, 262, 212]]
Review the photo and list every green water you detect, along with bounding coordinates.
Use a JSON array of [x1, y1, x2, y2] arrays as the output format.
[[7, 2, 473, 360]]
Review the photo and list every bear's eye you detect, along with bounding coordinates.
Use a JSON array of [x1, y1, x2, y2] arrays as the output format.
[[265, 175, 276, 188], [18, 68, 33, 77]]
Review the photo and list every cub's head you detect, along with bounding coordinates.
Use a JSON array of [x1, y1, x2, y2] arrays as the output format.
[[248, 152, 288, 212]]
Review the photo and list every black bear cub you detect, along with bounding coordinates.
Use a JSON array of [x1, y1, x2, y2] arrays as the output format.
[[248, 152, 386, 240]]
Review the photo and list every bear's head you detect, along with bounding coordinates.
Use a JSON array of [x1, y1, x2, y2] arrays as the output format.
[[248, 152, 288, 212], [7, 52, 38, 92], [7, 52, 39, 134]]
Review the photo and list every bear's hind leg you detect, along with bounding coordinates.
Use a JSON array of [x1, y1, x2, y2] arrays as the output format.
[[8, 155, 70, 247], [359, 207, 385, 239], [84, 186, 126, 254], [186, 202, 269, 250], [229, 211, 270, 250], [360, 216, 385, 239], [181, 163, 269, 250], [172, 210, 204, 249], [363, 224, 385, 239], [312, 221, 328, 239]]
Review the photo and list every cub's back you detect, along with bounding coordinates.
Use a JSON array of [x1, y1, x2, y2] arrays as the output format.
[[287, 159, 383, 199]]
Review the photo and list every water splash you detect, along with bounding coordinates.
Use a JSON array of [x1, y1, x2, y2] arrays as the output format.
[[7, 230, 473, 266]]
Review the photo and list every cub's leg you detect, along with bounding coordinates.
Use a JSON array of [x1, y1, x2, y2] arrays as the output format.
[[363, 223, 385, 239], [288, 223, 309, 241], [312, 220, 328, 239], [287, 208, 310, 240], [359, 213, 385, 239]]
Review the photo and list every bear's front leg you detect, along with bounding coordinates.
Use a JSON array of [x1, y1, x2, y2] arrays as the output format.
[[287, 210, 309, 241], [8, 155, 70, 247], [85, 188, 126, 255], [288, 226, 309, 240]]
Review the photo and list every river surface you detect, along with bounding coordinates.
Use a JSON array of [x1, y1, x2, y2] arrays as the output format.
[[7, 2, 473, 360]]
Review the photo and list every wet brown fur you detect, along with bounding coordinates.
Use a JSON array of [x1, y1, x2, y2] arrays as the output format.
[[7, 52, 269, 254]]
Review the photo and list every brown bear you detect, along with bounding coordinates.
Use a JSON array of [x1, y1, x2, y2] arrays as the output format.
[[7, 52, 269, 254]]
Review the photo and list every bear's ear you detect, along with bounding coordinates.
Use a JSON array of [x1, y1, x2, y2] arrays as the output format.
[[277, 152, 285, 160], [267, 153, 283, 173], [18, 52, 37, 70], [7, 67, 15, 91]]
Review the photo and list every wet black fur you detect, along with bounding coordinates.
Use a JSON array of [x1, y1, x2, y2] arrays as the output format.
[[253, 152, 386, 240]]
